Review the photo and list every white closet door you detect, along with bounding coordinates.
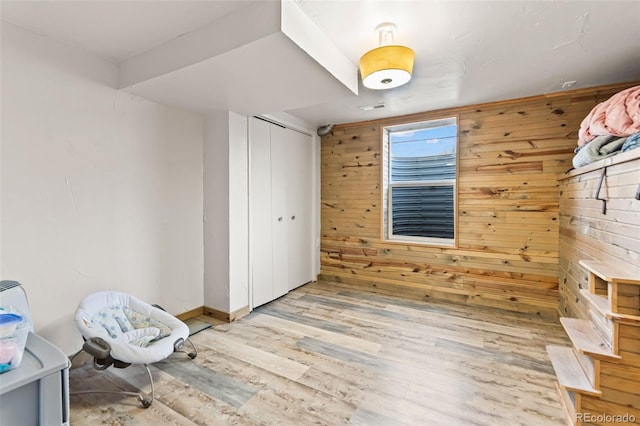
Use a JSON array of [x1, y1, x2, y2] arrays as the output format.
[[250, 118, 274, 308], [270, 124, 290, 299], [285, 128, 313, 290]]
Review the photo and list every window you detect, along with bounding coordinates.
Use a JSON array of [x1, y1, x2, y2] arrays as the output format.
[[383, 117, 457, 245]]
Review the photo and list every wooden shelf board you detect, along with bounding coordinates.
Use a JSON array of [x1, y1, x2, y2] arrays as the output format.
[[580, 289, 611, 316], [579, 260, 640, 286], [546, 345, 602, 397], [560, 317, 620, 360], [580, 290, 640, 324], [560, 148, 640, 180]]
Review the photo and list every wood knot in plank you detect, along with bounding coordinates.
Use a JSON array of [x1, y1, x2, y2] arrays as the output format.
[[342, 162, 374, 168], [503, 150, 522, 159], [480, 187, 507, 196]]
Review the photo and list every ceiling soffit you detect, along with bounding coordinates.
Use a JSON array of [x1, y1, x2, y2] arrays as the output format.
[[119, 0, 357, 117]]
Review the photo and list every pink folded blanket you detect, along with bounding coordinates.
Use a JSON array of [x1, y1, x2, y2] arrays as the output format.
[[578, 85, 640, 147]]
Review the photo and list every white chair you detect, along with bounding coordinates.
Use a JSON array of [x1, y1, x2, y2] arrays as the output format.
[[70, 290, 197, 407]]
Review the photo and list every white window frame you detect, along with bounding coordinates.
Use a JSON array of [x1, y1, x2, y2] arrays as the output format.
[[384, 117, 458, 246]]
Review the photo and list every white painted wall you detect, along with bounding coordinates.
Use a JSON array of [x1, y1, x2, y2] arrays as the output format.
[[228, 112, 249, 312], [203, 113, 230, 312], [0, 22, 204, 355], [203, 111, 250, 313]]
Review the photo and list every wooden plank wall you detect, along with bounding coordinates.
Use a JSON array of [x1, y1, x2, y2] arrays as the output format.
[[558, 152, 640, 320], [320, 81, 638, 318]]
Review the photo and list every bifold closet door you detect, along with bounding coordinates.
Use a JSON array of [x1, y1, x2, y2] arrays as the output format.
[[250, 117, 312, 308], [270, 125, 290, 300], [249, 118, 274, 308], [285, 128, 312, 290]]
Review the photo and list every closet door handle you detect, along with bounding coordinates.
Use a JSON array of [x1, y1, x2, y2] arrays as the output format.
[[291, 215, 296, 220], [278, 217, 283, 222]]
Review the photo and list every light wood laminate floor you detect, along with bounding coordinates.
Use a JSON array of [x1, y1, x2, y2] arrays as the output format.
[[69, 280, 569, 425]]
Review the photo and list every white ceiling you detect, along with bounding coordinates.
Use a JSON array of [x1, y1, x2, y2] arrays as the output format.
[[2, 0, 639, 128], [0, 1, 252, 63]]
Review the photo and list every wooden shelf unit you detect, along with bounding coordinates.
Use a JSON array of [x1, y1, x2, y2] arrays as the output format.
[[547, 260, 640, 426]]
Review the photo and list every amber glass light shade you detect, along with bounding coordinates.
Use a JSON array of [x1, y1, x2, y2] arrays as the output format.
[[359, 45, 415, 90]]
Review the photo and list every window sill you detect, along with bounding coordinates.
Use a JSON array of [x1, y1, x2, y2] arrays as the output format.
[[384, 237, 458, 249]]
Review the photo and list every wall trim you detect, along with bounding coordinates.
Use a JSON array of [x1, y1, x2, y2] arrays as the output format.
[[175, 306, 204, 321], [204, 305, 251, 323]]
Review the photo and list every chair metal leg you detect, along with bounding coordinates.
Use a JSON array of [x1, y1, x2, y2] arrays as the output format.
[[173, 337, 198, 359], [186, 337, 198, 359], [70, 389, 149, 405], [141, 364, 154, 408], [69, 362, 155, 408], [68, 349, 84, 365]]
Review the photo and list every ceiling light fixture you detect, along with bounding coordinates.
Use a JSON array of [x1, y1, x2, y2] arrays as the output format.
[[359, 23, 414, 90]]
